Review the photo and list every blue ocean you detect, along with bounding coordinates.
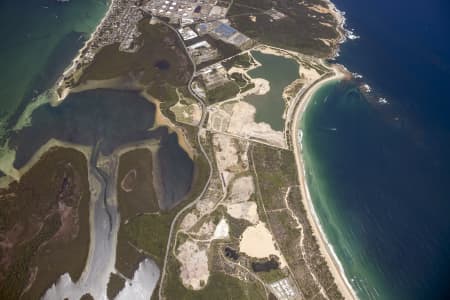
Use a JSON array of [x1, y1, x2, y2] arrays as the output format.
[[302, 0, 450, 299]]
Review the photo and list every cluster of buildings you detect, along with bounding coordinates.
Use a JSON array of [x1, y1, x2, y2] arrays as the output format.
[[186, 41, 220, 65], [179, 19, 251, 66], [198, 63, 229, 89], [143, 0, 228, 25], [196, 20, 251, 48], [269, 278, 299, 300], [79, 0, 143, 66], [90, 0, 143, 53], [265, 8, 287, 21], [146, 0, 251, 66]]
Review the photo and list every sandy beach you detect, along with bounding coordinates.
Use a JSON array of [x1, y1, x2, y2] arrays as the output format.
[[54, 0, 117, 104], [290, 67, 359, 300]]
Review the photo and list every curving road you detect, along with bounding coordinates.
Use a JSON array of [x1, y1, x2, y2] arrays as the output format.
[[157, 18, 215, 300]]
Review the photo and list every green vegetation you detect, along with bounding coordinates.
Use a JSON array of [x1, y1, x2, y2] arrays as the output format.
[[117, 148, 160, 221], [165, 260, 266, 300], [230, 72, 248, 87], [76, 19, 192, 87], [228, 0, 340, 57], [115, 132, 211, 277], [257, 268, 287, 283], [0, 147, 90, 299], [241, 82, 255, 93], [124, 212, 174, 266], [250, 143, 344, 299], [107, 273, 126, 299], [80, 293, 94, 300], [251, 144, 297, 210], [206, 81, 240, 104], [222, 52, 253, 70], [115, 148, 167, 277], [227, 213, 252, 240]]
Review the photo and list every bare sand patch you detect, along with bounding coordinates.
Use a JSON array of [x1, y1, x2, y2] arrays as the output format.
[[213, 134, 249, 185], [177, 240, 209, 290], [170, 101, 202, 126], [212, 218, 229, 240], [195, 220, 215, 238], [226, 201, 259, 224], [142, 93, 195, 160], [226, 101, 286, 148], [300, 66, 321, 82], [308, 4, 332, 14], [239, 222, 287, 268], [120, 169, 137, 192], [228, 175, 254, 203], [180, 212, 198, 231]]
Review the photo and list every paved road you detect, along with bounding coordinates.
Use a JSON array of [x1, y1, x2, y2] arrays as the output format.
[[157, 18, 215, 300]]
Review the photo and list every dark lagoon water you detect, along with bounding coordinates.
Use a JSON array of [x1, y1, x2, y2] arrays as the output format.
[[301, 1, 450, 299], [0, 1, 194, 208], [11, 89, 193, 208], [11, 89, 161, 168]]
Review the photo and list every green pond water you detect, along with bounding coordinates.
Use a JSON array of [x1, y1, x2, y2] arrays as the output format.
[[244, 51, 299, 131]]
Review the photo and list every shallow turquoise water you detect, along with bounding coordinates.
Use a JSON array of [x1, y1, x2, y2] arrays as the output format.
[[0, 0, 108, 134], [301, 74, 450, 300], [300, 80, 388, 300]]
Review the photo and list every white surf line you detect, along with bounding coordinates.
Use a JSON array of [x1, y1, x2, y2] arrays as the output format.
[[292, 69, 359, 299]]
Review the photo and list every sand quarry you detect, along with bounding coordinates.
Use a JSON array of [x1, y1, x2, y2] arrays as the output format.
[[239, 222, 287, 268]]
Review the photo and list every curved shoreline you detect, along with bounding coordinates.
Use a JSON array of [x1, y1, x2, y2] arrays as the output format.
[[54, 0, 115, 103], [291, 68, 359, 300]]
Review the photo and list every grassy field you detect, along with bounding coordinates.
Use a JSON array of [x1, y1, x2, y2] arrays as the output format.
[[117, 148, 159, 220], [230, 72, 248, 88], [222, 52, 253, 70], [165, 259, 267, 300], [78, 19, 192, 87], [206, 81, 240, 104], [251, 144, 298, 210], [123, 212, 174, 266], [228, 0, 341, 57]]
